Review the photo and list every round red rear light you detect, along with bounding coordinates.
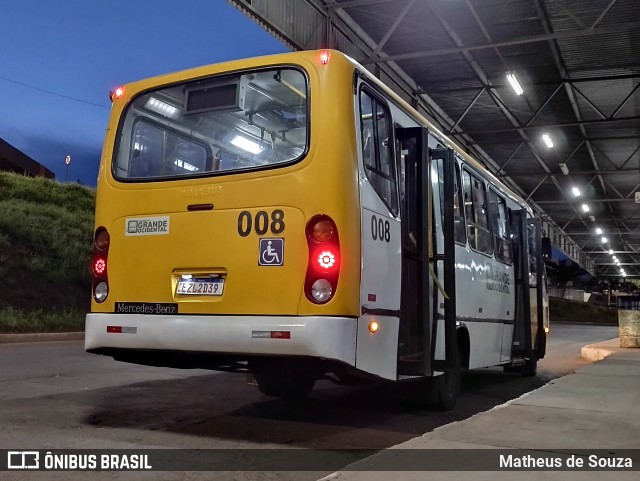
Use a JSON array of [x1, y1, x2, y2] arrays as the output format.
[[318, 251, 336, 269], [312, 220, 334, 242], [94, 258, 107, 276], [95, 228, 110, 250]]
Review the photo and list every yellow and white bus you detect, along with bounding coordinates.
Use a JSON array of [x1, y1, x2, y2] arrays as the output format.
[[86, 49, 549, 409]]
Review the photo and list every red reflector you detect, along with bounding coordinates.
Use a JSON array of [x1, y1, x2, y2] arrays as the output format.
[[107, 326, 122, 333], [271, 331, 291, 339]]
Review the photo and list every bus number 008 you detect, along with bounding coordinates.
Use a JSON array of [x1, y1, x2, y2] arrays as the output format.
[[238, 210, 285, 237], [371, 215, 390, 242]]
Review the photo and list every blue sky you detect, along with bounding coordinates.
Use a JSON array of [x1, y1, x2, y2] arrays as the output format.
[[0, 0, 288, 185]]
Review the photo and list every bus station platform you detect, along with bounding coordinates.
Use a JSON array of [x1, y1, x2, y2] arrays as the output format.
[[319, 339, 640, 480]]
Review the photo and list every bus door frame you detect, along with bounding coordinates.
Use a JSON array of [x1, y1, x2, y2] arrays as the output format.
[[396, 127, 432, 377], [430, 147, 457, 374], [509, 209, 534, 362], [530, 217, 546, 359]]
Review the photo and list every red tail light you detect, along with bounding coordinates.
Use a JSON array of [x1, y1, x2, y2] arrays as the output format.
[[92, 227, 110, 303], [304, 215, 340, 304], [93, 257, 107, 275]]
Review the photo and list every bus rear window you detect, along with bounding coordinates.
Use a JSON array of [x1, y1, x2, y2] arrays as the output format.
[[113, 67, 308, 181]]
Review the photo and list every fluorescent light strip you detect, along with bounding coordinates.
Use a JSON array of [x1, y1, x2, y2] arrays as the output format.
[[145, 97, 180, 119], [542, 133, 554, 148], [231, 135, 264, 155], [506, 73, 524, 95]]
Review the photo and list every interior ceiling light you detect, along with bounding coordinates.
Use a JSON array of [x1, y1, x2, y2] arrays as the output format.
[[542, 133, 554, 149], [595, 227, 603, 235], [609, 249, 614, 255], [581, 204, 590, 213], [231, 135, 264, 155], [506, 73, 524, 96], [572, 186, 581, 197], [145, 97, 180, 119], [601, 237, 608, 244]]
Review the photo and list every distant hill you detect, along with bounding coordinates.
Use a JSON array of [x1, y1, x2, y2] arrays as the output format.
[[0, 172, 94, 319]]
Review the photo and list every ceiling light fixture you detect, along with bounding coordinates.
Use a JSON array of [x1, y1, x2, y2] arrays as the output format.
[[572, 186, 581, 197], [595, 227, 603, 235], [542, 133, 554, 149], [506, 73, 524, 96], [581, 204, 590, 213]]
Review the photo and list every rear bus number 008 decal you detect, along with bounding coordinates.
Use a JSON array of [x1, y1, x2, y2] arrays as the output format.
[[238, 210, 285, 237], [371, 215, 390, 242]]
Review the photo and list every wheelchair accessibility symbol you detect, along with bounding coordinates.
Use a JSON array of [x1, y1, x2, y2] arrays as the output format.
[[259, 238, 284, 266]]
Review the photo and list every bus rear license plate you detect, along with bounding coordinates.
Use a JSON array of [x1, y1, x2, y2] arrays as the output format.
[[176, 278, 224, 296]]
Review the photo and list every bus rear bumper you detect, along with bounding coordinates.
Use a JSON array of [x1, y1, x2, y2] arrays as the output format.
[[85, 313, 357, 366]]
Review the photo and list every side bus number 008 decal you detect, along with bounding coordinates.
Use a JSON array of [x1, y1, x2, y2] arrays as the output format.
[[371, 214, 391, 243], [238, 210, 285, 237]]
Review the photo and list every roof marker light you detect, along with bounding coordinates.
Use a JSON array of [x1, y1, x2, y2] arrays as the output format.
[[319, 50, 331, 65], [506, 73, 524, 95], [109, 86, 124, 101]]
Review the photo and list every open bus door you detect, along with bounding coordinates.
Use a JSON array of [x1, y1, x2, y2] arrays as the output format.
[[396, 126, 459, 409], [509, 210, 545, 375]]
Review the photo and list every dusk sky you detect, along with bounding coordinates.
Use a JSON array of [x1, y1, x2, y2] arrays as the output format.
[[0, 0, 288, 185]]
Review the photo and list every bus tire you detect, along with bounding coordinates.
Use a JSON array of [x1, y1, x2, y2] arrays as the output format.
[[425, 345, 461, 411], [252, 362, 316, 400]]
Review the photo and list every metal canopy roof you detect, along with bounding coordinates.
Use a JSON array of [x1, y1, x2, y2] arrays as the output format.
[[229, 0, 640, 277]]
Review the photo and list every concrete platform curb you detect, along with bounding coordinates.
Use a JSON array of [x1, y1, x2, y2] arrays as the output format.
[[580, 337, 619, 361], [0, 332, 84, 344]]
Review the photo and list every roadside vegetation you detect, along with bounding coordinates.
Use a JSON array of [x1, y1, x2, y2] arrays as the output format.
[[0, 172, 94, 333], [549, 297, 618, 325]]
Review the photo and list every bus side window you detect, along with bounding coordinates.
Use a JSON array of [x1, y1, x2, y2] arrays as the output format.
[[462, 169, 493, 255], [435, 159, 465, 245], [359, 89, 398, 216], [488, 189, 512, 263], [453, 163, 466, 244]]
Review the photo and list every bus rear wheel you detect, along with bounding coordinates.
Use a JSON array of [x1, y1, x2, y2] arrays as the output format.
[[251, 360, 316, 400]]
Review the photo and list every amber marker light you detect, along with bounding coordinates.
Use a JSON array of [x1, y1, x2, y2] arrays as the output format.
[[312, 219, 334, 242], [368, 321, 379, 333]]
